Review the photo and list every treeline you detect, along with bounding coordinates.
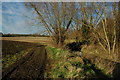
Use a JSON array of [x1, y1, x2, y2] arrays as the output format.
[[2, 34, 49, 37]]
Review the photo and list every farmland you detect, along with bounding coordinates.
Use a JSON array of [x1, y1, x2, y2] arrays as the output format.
[[1, 37, 120, 79], [2, 37, 52, 45], [1, 1, 120, 79], [2, 39, 47, 79]]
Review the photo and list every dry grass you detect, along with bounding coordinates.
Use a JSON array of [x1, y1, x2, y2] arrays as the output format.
[[81, 44, 118, 77], [82, 44, 119, 63], [2, 37, 52, 46]]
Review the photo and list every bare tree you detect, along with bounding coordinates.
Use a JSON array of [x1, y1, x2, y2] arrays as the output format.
[[25, 2, 119, 56], [26, 2, 77, 47], [75, 2, 118, 56]]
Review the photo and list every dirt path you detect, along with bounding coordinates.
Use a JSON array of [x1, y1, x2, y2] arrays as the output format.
[[2, 45, 47, 79]]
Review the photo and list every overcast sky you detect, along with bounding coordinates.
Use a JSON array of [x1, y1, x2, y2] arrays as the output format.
[[1, 2, 44, 34]]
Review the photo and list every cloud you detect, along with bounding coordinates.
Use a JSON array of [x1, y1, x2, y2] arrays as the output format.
[[2, 10, 18, 15], [2, 2, 25, 16], [3, 24, 29, 34], [2, 2, 44, 34]]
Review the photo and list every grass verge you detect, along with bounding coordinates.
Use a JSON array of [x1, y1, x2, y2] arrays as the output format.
[[44, 46, 98, 78]]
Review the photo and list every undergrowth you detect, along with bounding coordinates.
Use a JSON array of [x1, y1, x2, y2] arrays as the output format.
[[45, 46, 98, 78]]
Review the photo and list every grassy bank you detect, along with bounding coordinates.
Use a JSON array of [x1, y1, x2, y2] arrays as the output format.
[[44, 46, 107, 78]]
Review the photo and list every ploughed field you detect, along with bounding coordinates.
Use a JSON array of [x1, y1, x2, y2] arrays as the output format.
[[2, 40, 40, 57], [2, 40, 47, 79]]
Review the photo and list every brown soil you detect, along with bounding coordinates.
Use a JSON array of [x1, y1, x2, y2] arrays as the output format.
[[2, 41, 47, 79], [2, 40, 40, 57]]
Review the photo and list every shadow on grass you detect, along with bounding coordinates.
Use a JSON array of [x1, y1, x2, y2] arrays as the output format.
[[82, 58, 110, 79], [66, 42, 83, 51], [113, 63, 120, 80]]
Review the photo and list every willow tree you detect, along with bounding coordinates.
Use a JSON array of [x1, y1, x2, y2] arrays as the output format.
[[26, 2, 77, 47]]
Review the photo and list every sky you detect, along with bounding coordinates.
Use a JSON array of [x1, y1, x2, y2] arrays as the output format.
[[1, 1, 119, 34], [1, 2, 44, 34]]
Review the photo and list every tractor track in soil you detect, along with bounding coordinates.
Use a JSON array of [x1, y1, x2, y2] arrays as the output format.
[[2, 45, 47, 79]]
